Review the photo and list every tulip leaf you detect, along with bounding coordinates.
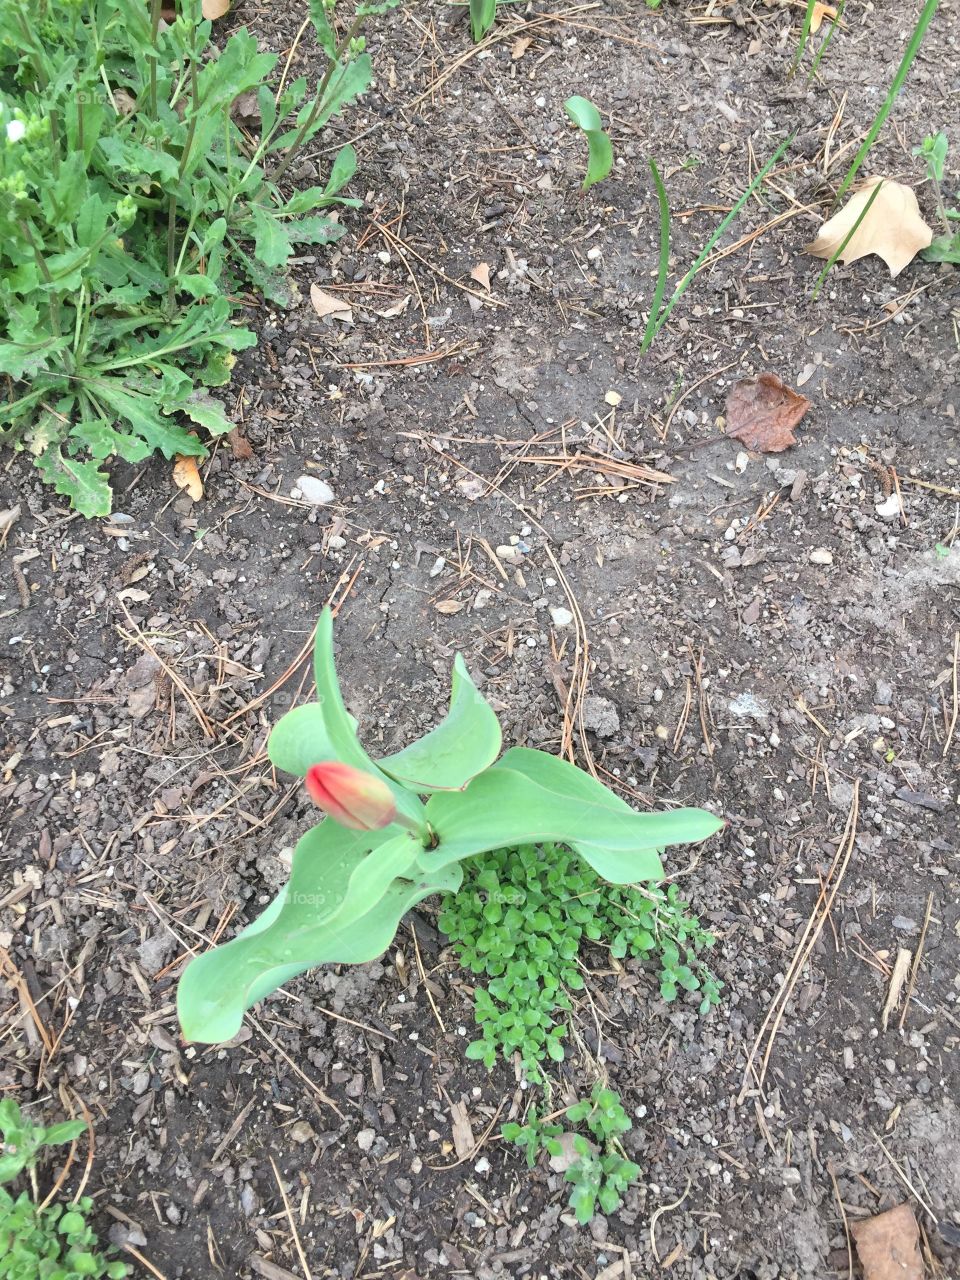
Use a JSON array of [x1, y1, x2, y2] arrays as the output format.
[[267, 703, 338, 776], [178, 820, 461, 1043], [378, 655, 502, 791], [311, 608, 425, 826], [564, 95, 613, 192], [423, 752, 722, 882]]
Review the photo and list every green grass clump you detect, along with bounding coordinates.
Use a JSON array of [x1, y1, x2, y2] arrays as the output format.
[[438, 842, 720, 1077]]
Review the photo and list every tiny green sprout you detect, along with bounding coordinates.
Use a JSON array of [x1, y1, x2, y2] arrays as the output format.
[[935, 543, 951, 558], [563, 96, 613, 192], [885, 749, 896, 763]]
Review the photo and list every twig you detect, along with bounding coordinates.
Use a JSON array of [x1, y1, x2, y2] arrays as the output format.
[[650, 1178, 692, 1264], [870, 1130, 939, 1223], [943, 630, 959, 757], [898, 892, 934, 1030], [269, 1156, 313, 1280]]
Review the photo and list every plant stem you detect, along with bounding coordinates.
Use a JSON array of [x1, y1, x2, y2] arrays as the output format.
[[642, 159, 670, 354], [267, 13, 364, 187], [148, 0, 161, 120]]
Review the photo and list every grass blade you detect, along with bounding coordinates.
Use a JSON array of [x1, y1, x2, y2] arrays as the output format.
[[640, 133, 794, 354], [790, 0, 817, 74], [642, 159, 670, 353], [835, 0, 941, 202], [807, 0, 845, 81], [810, 178, 884, 300]]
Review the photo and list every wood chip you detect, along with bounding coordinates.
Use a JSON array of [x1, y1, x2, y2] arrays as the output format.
[[448, 1099, 475, 1160], [881, 947, 913, 1031]]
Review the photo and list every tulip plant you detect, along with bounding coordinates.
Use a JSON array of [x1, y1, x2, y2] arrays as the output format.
[[176, 610, 723, 1043]]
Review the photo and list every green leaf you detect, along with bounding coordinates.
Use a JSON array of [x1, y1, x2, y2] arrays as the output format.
[[250, 203, 292, 269], [172, 393, 233, 436], [309, 0, 338, 56], [424, 754, 721, 882], [177, 820, 461, 1043], [286, 215, 348, 246], [563, 95, 613, 191], [324, 143, 358, 197], [922, 230, 960, 263], [35, 448, 112, 517], [469, 0, 498, 41], [91, 380, 204, 458], [0, 338, 70, 380], [268, 703, 340, 776], [378, 654, 502, 790], [41, 1121, 86, 1146]]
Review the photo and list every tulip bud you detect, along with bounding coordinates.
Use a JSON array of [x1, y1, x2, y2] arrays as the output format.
[[304, 762, 397, 831]]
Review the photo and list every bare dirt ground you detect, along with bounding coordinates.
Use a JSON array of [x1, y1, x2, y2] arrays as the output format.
[[2, 2, 960, 1278]]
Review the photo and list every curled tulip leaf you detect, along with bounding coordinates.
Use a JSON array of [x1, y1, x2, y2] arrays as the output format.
[[563, 95, 613, 192]]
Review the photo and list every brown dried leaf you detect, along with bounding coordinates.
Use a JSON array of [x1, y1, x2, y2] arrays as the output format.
[[511, 35, 531, 59], [172, 454, 203, 501], [725, 373, 811, 453], [202, 0, 230, 17], [470, 262, 491, 291], [435, 600, 465, 615], [310, 284, 352, 322], [850, 1204, 923, 1280], [228, 428, 253, 461], [806, 178, 933, 278], [809, 2, 837, 32]]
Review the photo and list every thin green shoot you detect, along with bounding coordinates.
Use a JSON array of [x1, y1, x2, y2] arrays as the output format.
[[640, 133, 794, 353], [642, 159, 670, 353], [810, 179, 884, 300], [790, 0, 818, 74], [835, 0, 941, 202], [807, 0, 845, 81]]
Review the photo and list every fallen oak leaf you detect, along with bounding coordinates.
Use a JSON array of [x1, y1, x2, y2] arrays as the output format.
[[173, 453, 203, 501], [470, 262, 491, 291], [850, 1203, 923, 1280], [725, 373, 811, 453], [806, 178, 932, 278]]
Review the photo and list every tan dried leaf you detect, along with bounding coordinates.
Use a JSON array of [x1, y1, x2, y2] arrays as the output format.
[[806, 178, 933, 278], [850, 1204, 923, 1280], [725, 373, 811, 453], [172, 454, 203, 501], [470, 262, 491, 291], [435, 600, 465, 615], [310, 284, 352, 322], [202, 0, 230, 17], [228, 428, 253, 460], [511, 35, 531, 59], [809, 2, 837, 32]]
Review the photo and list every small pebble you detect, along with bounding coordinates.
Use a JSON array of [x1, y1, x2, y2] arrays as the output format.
[[549, 606, 574, 627], [296, 475, 335, 505], [809, 547, 833, 565]]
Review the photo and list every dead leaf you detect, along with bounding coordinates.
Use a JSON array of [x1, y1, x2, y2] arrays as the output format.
[[447, 1100, 475, 1160], [435, 600, 465, 615], [806, 178, 933, 278], [172, 454, 203, 501], [511, 35, 531, 59], [725, 373, 811, 453], [228, 428, 253, 460], [548, 1131, 598, 1173], [881, 948, 913, 1031], [0, 504, 20, 538], [850, 1204, 923, 1280], [809, 2, 837, 32], [202, 0, 230, 17], [377, 294, 411, 319], [310, 284, 353, 322], [470, 262, 491, 291]]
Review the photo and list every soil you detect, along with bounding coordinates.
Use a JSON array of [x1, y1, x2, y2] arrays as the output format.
[[2, 2, 960, 1278]]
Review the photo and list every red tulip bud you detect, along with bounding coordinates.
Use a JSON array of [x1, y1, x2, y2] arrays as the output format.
[[304, 762, 397, 831]]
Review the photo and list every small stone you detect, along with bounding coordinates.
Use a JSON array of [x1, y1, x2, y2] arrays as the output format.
[[809, 547, 833, 565], [875, 493, 901, 521], [582, 695, 620, 738], [549, 606, 574, 627], [496, 544, 520, 562], [781, 1167, 802, 1186], [290, 1121, 316, 1144], [357, 1128, 376, 1152], [296, 475, 335, 505]]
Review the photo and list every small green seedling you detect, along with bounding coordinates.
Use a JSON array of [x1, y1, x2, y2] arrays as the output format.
[[502, 1083, 641, 1225], [0, 1100, 84, 1186], [914, 132, 960, 262], [0, 1100, 128, 1279], [563, 96, 613, 192]]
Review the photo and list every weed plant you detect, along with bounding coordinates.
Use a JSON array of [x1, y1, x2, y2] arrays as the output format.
[[438, 842, 720, 1078]]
